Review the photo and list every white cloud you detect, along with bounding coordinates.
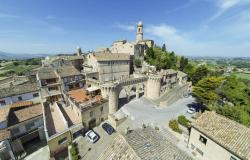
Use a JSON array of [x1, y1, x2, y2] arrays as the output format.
[[114, 23, 135, 31], [0, 12, 19, 19], [145, 23, 250, 57], [208, 0, 250, 22]]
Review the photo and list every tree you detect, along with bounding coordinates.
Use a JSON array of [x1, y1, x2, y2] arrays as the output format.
[[179, 56, 188, 71], [134, 59, 142, 68], [13, 61, 19, 66], [192, 65, 209, 84], [162, 43, 166, 52], [145, 47, 154, 59], [192, 76, 224, 105]]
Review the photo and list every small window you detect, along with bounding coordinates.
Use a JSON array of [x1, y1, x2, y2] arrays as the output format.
[[25, 122, 35, 131], [90, 111, 94, 117], [58, 137, 67, 145], [199, 135, 207, 145], [100, 106, 103, 112], [196, 148, 203, 156], [18, 96, 22, 101], [0, 100, 6, 106], [33, 93, 39, 98]]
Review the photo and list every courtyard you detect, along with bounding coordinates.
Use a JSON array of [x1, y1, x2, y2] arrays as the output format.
[[120, 96, 196, 127]]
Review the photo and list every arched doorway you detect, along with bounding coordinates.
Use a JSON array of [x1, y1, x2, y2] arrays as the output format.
[[118, 88, 128, 108]]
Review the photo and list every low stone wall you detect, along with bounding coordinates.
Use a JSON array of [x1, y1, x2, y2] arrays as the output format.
[[108, 114, 127, 129]]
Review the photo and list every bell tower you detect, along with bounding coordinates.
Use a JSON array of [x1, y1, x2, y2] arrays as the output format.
[[136, 20, 143, 43]]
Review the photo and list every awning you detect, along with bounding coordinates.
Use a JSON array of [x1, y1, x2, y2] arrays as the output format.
[[86, 86, 99, 92]]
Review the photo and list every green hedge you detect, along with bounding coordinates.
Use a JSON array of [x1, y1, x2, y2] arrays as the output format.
[[177, 115, 190, 128], [70, 145, 78, 160], [169, 119, 182, 134]]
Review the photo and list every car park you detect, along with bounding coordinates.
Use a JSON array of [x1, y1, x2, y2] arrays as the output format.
[[187, 107, 196, 114], [102, 123, 115, 135], [85, 130, 99, 143]]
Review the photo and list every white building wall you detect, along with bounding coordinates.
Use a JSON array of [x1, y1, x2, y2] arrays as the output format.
[[0, 91, 39, 107], [10, 117, 44, 137], [188, 127, 240, 160], [0, 121, 7, 129]]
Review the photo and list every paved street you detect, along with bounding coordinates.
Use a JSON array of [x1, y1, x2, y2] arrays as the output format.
[[75, 124, 118, 160], [24, 145, 50, 160], [120, 96, 196, 127]]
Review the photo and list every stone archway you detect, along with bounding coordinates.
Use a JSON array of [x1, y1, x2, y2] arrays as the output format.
[[100, 75, 161, 114]]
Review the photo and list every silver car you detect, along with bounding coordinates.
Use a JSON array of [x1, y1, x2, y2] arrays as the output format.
[[85, 130, 99, 143]]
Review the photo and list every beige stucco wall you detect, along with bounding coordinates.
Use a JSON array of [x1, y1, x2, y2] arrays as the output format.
[[188, 127, 240, 160], [48, 130, 72, 156], [86, 54, 130, 82], [81, 101, 109, 130], [111, 42, 135, 55]]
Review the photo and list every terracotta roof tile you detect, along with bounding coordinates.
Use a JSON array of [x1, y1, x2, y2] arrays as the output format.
[[192, 111, 250, 159], [10, 101, 33, 108], [8, 103, 43, 126], [0, 107, 10, 122], [0, 129, 10, 141]]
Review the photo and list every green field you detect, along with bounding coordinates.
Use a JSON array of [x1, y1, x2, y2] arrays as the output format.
[[0, 58, 41, 77], [231, 72, 250, 80]]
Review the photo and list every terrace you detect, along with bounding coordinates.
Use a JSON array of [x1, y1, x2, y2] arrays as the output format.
[[44, 103, 68, 137], [66, 88, 103, 110]]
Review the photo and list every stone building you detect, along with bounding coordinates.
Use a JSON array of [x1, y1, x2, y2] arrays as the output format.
[[0, 82, 39, 108], [84, 53, 131, 83], [0, 102, 45, 159], [110, 21, 154, 60], [42, 49, 84, 71], [56, 65, 85, 91], [188, 111, 250, 160], [65, 88, 108, 130], [37, 67, 63, 103]]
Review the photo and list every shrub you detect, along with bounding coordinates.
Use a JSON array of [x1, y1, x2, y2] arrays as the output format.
[[177, 115, 190, 128], [169, 119, 182, 134], [70, 145, 78, 160], [134, 59, 142, 68]]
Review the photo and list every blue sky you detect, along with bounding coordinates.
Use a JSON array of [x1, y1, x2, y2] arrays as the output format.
[[0, 0, 250, 57]]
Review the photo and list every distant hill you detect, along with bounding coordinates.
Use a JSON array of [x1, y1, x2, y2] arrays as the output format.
[[0, 51, 52, 60]]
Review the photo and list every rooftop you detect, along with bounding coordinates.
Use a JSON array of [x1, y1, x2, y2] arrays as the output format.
[[192, 111, 250, 159], [57, 102, 81, 127], [0, 76, 29, 89], [0, 107, 10, 122], [44, 103, 67, 137], [92, 53, 130, 61], [0, 129, 10, 141], [67, 88, 102, 104], [98, 127, 192, 160], [177, 71, 187, 77], [0, 82, 38, 99], [37, 67, 58, 79], [56, 65, 81, 77], [7, 103, 43, 126]]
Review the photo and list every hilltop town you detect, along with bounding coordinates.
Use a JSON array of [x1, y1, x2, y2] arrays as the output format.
[[0, 21, 250, 160]]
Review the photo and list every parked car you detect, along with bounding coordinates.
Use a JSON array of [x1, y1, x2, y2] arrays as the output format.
[[187, 107, 196, 114], [102, 123, 115, 135], [85, 130, 99, 143]]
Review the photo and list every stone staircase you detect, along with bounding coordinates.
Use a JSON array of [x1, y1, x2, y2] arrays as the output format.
[[154, 84, 189, 107]]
